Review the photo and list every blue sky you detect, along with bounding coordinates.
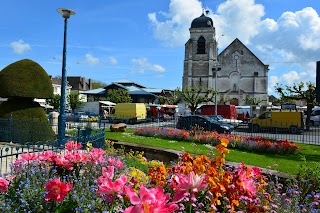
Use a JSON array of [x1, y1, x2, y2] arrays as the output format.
[[1, 0, 320, 97]]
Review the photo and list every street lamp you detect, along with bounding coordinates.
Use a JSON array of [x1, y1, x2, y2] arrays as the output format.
[[57, 8, 75, 144], [212, 65, 221, 115], [234, 55, 240, 106], [212, 34, 223, 116], [216, 34, 224, 55]]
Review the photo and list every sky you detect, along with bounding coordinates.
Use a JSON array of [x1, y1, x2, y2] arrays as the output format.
[[1, 0, 320, 97]]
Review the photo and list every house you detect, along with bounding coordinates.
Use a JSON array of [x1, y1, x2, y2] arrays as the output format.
[[81, 79, 175, 103], [34, 77, 72, 109], [67, 76, 93, 102]]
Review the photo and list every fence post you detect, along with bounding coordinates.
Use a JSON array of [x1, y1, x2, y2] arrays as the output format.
[[9, 114, 13, 142], [77, 125, 81, 143]]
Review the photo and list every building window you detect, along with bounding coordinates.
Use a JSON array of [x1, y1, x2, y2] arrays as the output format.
[[254, 72, 258, 76], [197, 36, 206, 54]]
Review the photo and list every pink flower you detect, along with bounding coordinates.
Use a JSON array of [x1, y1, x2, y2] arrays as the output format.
[[239, 171, 256, 197], [21, 153, 38, 162], [0, 177, 9, 193], [124, 185, 178, 213], [65, 141, 82, 151], [89, 148, 105, 163], [97, 166, 115, 185], [55, 155, 73, 170], [44, 178, 73, 202], [64, 151, 88, 163], [97, 173, 127, 202], [107, 157, 124, 168], [38, 151, 56, 162], [251, 167, 262, 177], [171, 171, 208, 202]]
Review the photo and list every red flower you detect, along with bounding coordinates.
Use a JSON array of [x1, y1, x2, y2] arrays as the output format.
[[0, 177, 9, 193], [44, 178, 73, 202]]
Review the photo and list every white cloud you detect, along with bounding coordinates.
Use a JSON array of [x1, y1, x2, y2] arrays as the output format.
[[108, 56, 118, 65], [216, 0, 265, 45], [148, 0, 320, 94], [85, 54, 99, 65], [148, 0, 202, 47], [131, 58, 165, 73], [268, 75, 279, 94], [254, 7, 320, 63], [281, 71, 300, 85], [10, 40, 31, 54]]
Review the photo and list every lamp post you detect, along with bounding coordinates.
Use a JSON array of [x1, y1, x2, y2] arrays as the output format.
[[156, 106, 161, 127], [212, 34, 223, 116], [234, 55, 240, 106], [57, 8, 75, 144], [212, 65, 221, 115]]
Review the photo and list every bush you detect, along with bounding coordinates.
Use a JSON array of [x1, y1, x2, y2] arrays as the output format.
[[0, 99, 55, 143], [0, 59, 53, 99]]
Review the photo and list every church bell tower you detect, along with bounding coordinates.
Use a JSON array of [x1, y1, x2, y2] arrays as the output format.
[[182, 11, 219, 91]]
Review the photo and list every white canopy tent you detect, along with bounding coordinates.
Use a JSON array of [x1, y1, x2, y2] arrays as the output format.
[[99, 101, 116, 115]]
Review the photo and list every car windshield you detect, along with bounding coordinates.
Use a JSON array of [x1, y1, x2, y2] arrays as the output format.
[[216, 115, 225, 120], [204, 116, 219, 123]]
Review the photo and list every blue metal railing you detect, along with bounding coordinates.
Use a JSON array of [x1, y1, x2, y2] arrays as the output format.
[[0, 116, 106, 174]]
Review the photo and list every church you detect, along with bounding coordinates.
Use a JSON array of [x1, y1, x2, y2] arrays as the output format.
[[182, 12, 269, 106]]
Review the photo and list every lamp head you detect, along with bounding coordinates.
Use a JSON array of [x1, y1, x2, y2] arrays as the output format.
[[57, 8, 75, 19]]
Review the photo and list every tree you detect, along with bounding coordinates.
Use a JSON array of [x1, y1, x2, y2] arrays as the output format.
[[157, 95, 179, 105], [175, 86, 216, 115], [243, 97, 267, 106], [275, 81, 317, 130], [106, 89, 132, 103], [67, 92, 83, 112], [46, 94, 61, 110], [91, 80, 107, 89]]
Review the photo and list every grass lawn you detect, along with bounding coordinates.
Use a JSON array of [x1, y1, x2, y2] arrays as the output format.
[[105, 129, 320, 175]]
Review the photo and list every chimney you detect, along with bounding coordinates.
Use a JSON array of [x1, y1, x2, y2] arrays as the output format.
[[89, 79, 92, 90], [82, 77, 86, 90]]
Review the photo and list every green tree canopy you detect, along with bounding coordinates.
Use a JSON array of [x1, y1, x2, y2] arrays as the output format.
[[275, 81, 317, 130], [67, 92, 83, 112], [106, 89, 132, 103], [175, 86, 216, 114], [91, 80, 108, 89], [46, 94, 61, 110]]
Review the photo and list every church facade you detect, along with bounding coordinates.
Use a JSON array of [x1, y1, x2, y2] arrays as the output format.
[[182, 13, 269, 106]]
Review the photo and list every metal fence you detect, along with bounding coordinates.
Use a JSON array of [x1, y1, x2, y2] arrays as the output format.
[[97, 115, 320, 145], [0, 117, 106, 174]]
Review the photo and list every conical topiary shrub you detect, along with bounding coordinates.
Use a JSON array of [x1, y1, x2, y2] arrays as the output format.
[[0, 59, 55, 143]]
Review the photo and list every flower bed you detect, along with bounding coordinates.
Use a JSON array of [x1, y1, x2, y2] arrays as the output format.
[[134, 127, 301, 155], [0, 140, 318, 212]]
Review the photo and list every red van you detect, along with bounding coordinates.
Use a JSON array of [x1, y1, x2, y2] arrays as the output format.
[[195, 105, 237, 119]]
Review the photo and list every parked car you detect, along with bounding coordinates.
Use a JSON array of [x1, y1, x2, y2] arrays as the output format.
[[85, 111, 99, 118], [310, 107, 320, 126], [68, 112, 89, 122], [207, 115, 243, 128], [176, 115, 234, 134]]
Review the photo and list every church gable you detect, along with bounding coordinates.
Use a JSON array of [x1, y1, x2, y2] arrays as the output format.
[[218, 38, 267, 68]]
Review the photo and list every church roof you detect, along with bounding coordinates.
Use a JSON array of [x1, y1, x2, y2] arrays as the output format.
[[191, 13, 213, 28], [218, 38, 269, 68]]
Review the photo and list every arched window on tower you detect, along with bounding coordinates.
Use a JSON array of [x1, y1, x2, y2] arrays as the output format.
[[197, 36, 206, 54]]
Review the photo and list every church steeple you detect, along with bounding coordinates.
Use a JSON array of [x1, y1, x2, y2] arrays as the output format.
[[182, 11, 218, 91]]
